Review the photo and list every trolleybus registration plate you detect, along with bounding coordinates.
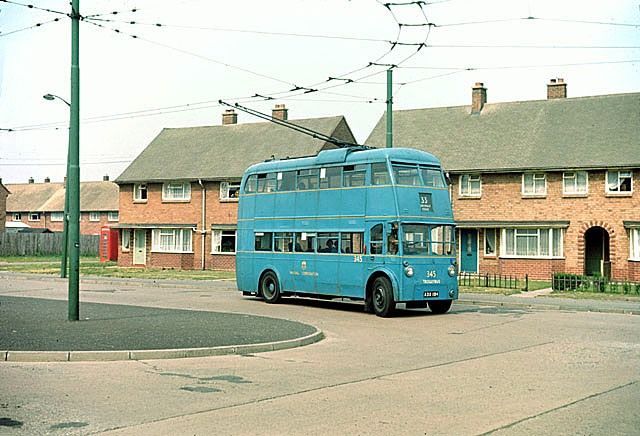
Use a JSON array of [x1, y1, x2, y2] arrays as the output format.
[[423, 291, 439, 298]]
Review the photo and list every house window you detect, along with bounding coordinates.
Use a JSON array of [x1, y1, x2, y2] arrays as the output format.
[[29, 212, 41, 221], [162, 182, 191, 201], [606, 171, 633, 194], [108, 211, 119, 221], [12, 213, 22, 221], [89, 212, 100, 222], [151, 228, 192, 253], [219, 182, 241, 201], [563, 171, 588, 195], [630, 229, 640, 261], [485, 228, 496, 256], [502, 228, 563, 258], [134, 183, 148, 201], [212, 228, 236, 254], [50, 212, 64, 222], [522, 173, 547, 196], [121, 229, 131, 251], [459, 174, 481, 197]]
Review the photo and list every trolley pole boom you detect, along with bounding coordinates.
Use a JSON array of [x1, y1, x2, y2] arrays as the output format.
[[219, 100, 367, 150]]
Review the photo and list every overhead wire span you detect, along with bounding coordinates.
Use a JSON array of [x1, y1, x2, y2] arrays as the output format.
[[83, 17, 392, 44], [0, 0, 66, 15], [0, 17, 61, 36], [81, 19, 296, 88]]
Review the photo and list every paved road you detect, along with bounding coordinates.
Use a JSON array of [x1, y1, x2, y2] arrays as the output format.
[[0, 275, 639, 435]]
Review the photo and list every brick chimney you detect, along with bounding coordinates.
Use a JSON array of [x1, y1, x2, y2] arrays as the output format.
[[272, 104, 288, 121], [547, 78, 567, 99], [103, 175, 110, 181], [28, 177, 34, 184], [44, 177, 50, 183], [222, 109, 237, 125], [471, 82, 487, 114]]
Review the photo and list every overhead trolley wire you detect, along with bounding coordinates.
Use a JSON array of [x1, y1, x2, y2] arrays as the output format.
[[0, 0, 67, 15], [0, 17, 61, 36]]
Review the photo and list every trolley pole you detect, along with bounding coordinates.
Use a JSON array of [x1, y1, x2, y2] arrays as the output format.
[[67, 0, 81, 321], [386, 68, 393, 148]]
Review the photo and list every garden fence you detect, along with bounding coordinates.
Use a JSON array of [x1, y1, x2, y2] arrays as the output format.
[[0, 233, 99, 256]]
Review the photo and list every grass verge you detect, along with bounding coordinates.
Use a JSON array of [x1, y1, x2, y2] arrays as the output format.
[[0, 256, 235, 281]]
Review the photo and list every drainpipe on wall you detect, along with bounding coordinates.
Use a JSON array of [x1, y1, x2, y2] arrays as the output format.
[[198, 179, 206, 271]]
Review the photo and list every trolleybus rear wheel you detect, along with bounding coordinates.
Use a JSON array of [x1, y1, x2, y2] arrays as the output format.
[[260, 271, 281, 304], [372, 276, 395, 317], [428, 299, 452, 314]]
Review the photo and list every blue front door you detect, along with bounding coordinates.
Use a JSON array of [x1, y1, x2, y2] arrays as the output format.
[[460, 229, 478, 273]]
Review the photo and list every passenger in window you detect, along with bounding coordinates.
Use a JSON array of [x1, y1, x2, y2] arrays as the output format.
[[388, 223, 399, 255], [321, 240, 337, 253]]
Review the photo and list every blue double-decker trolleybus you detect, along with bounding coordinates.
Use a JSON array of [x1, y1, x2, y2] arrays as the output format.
[[235, 146, 458, 317]]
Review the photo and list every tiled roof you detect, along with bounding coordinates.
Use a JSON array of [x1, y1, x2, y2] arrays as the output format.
[[5, 181, 119, 212], [116, 116, 356, 183], [365, 92, 640, 172]]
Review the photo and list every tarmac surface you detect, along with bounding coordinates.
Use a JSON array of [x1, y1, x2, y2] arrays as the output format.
[[1, 273, 639, 435], [0, 282, 323, 361], [0, 272, 639, 362]]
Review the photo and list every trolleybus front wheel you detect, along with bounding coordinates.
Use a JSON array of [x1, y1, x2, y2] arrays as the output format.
[[372, 276, 395, 317], [260, 271, 281, 304], [428, 299, 452, 314]]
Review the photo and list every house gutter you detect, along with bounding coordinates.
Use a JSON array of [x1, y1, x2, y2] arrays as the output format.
[[198, 179, 206, 271]]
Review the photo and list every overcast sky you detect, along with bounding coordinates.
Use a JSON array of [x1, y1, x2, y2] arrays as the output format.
[[0, 0, 638, 184]]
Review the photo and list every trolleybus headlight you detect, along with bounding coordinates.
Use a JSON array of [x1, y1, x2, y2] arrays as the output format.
[[404, 265, 415, 277], [447, 265, 457, 277]]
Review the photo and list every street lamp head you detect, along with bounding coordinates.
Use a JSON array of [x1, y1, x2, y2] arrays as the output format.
[[43, 93, 70, 107]]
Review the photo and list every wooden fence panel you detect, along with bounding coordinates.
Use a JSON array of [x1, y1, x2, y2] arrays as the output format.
[[0, 233, 99, 256]]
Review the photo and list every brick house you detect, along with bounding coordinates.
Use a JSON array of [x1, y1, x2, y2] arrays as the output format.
[[366, 79, 640, 281], [5, 177, 120, 235], [0, 180, 9, 232], [114, 105, 356, 270]]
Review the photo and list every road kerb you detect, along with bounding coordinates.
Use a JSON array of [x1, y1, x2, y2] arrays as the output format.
[[2, 329, 324, 363]]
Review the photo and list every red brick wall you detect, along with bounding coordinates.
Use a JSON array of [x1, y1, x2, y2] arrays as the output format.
[[453, 170, 640, 282], [8, 211, 116, 235], [118, 181, 238, 270]]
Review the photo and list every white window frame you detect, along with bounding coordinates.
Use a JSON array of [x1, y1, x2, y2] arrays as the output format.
[[563, 171, 588, 195], [484, 228, 496, 257], [211, 228, 237, 254], [28, 212, 41, 221], [606, 170, 633, 195], [219, 182, 241, 202], [501, 228, 563, 259], [50, 212, 64, 222], [162, 182, 191, 201], [107, 211, 119, 222], [12, 213, 22, 221], [133, 183, 148, 202], [151, 228, 193, 253], [121, 229, 131, 252], [89, 212, 100, 222], [522, 173, 547, 196], [630, 228, 640, 261], [459, 174, 482, 198]]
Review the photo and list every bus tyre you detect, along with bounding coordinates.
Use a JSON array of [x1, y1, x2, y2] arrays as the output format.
[[428, 299, 452, 314], [260, 271, 281, 304], [372, 276, 395, 317]]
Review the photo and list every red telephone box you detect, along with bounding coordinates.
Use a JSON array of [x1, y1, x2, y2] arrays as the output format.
[[100, 226, 119, 262]]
